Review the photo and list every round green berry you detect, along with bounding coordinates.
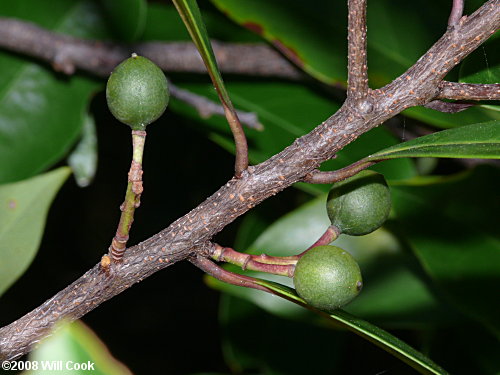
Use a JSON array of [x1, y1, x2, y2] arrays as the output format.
[[106, 54, 169, 130], [293, 245, 362, 312], [326, 170, 391, 236]]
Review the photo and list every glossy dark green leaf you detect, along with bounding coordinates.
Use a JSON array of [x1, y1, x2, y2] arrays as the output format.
[[210, 0, 348, 84], [391, 166, 500, 338], [403, 106, 499, 129], [171, 0, 243, 140], [459, 39, 499, 84], [209, 0, 499, 128], [141, 3, 190, 41], [0, 167, 70, 297], [219, 295, 345, 375], [367, 121, 500, 161], [141, 3, 259, 43], [343, 254, 457, 328], [68, 113, 98, 187], [366, 0, 442, 87], [27, 320, 132, 375], [426, 325, 500, 374], [251, 279, 448, 375], [209, 0, 449, 86], [0, 0, 109, 183], [101, 0, 147, 42], [211, 272, 448, 374], [380, 6, 500, 128]]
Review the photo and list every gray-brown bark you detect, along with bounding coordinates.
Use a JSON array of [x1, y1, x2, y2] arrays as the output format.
[[0, 0, 499, 361], [0, 17, 301, 79]]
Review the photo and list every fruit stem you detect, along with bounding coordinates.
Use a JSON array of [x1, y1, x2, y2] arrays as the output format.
[[190, 255, 273, 293], [298, 225, 340, 257], [108, 130, 146, 262], [211, 244, 297, 277], [303, 159, 377, 184], [223, 105, 249, 178]]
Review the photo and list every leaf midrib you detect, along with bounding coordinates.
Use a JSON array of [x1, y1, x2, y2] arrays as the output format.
[[373, 140, 500, 158]]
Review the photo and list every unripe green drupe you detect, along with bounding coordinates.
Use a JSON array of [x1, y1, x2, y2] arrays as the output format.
[[293, 245, 362, 312], [106, 54, 169, 130], [327, 170, 391, 236]]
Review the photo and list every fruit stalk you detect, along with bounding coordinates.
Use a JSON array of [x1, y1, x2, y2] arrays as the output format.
[[211, 244, 297, 277], [109, 130, 146, 261], [304, 225, 340, 252], [190, 255, 273, 293]]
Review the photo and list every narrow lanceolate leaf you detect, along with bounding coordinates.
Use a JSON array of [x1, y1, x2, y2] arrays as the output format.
[[171, 0, 248, 175], [367, 121, 500, 161], [391, 167, 500, 339], [68, 113, 98, 187], [0, 167, 70, 296], [251, 279, 448, 375]]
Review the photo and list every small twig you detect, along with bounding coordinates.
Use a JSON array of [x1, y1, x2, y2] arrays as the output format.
[[347, 0, 369, 99], [211, 244, 296, 277], [170, 0, 249, 178], [221, 108, 248, 178], [436, 81, 500, 100], [303, 160, 377, 184], [190, 254, 273, 292], [424, 100, 474, 113], [305, 226, 340, 251], [169, 83, 263, 130], [449, 0, 465, 26], [108, 130, 146, 261], [287, 225, 341, 259], [0, 18, 301, 80]]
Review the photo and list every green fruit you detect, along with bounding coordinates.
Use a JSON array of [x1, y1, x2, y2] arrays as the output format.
[[106, 54, 169, 130], [326, 170, 391, 236], [293, 245, 362, 311]]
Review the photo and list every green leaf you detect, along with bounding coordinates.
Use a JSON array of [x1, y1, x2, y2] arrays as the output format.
[[212, 272, 448, 374], [426, 325, 500, 374], [101, 0, 147, 42], [0, 167, 70, 296], [209, 0, 499, 128], [141, 3, 259, 43], [366, 121, 500, 161], [209, 0, 449, 87], [141, 3, 190, 41], [343, 254, 458, 328], [171, 0, 243, 137], [26, 320, 131, 375], [210, 0, 348, 84], [0, 0, 109, 183], [391, 166, 500, 338], [459, 39, 499, 84], [366, 0, 443, 87], [251, 279, 448, 375], [68, 113, 98, 187], [402, 106, 499, 129], [219, 295, 346, 375]]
